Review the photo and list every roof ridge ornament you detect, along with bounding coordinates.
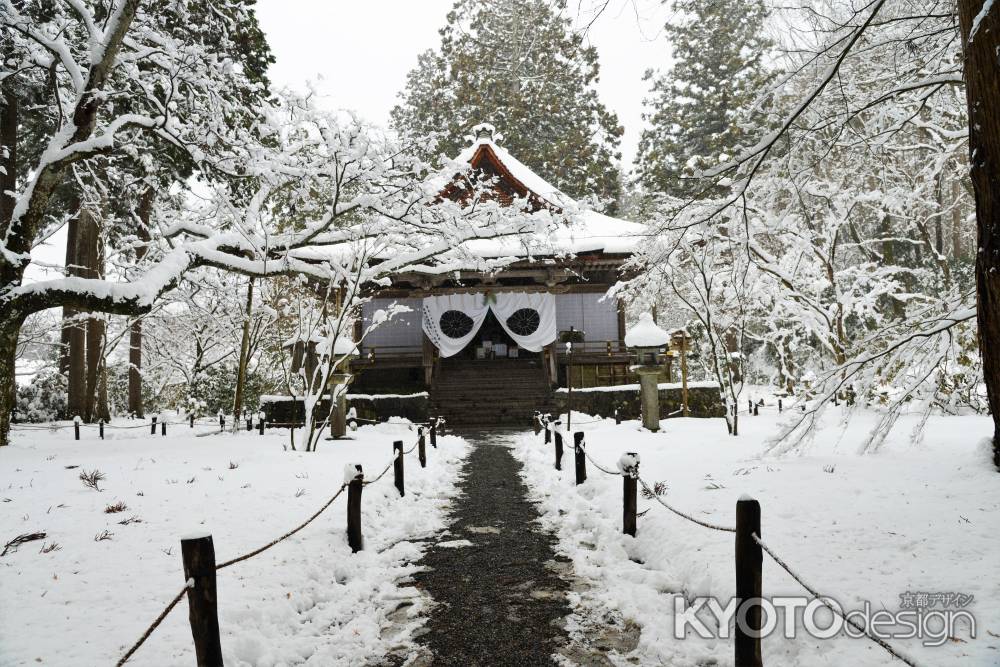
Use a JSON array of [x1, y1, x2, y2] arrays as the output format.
[[469, 122, 503, 145]]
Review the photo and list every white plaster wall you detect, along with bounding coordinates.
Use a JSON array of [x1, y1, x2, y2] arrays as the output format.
[[360, 298, 424, 349], [555, 293, 620, 342]]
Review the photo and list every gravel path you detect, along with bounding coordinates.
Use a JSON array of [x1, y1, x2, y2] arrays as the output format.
[[411, 429, 571, 666]]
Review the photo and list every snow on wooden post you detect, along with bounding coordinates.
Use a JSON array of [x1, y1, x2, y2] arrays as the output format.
[[98, 419, 104, 440], [73, 416, 81, 441], [393, 440, 405, 497], [553, 422, 563, 471], [620, 452, 640, 537], [180, 533, 223, 667], [218, 411, 225, 429], [429, 418, 438, 448], [345, 464, 364, 552], [258, 411, 265, 435], [735, 496, 763, 667], [418, 427, 427, 468], [574, 432, 587, 485], [614, 408, 621, 425], [150, 415, 157, 435]]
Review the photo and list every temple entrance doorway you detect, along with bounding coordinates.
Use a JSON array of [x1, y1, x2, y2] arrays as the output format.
[[455, 310, 541, 361]]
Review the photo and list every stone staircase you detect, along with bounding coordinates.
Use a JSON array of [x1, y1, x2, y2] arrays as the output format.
[[429, 357, 555, 428]]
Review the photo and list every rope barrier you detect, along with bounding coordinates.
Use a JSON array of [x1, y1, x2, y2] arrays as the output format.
[[115, 579, 193, 666], [638, 478, 736, 533], [753, 533, 920, 667], [583, 448, 621, 476], [216, 484, 348, 569]]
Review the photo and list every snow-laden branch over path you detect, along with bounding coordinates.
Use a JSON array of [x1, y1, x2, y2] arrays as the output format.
[[0, 421, 469, 665]]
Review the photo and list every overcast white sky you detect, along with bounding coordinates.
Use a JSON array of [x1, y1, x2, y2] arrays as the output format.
[[254, 0, 674, 167]]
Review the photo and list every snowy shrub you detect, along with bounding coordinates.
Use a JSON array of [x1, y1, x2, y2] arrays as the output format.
[[14, 370, 67, 423]]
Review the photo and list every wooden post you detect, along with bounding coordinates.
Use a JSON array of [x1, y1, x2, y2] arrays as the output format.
[[735, 497, 763, 667], [574, 431, 586, 485], [680, 334, 690, 417], [74, 419, 80, 441], [778, 398, 783, 413], [748, 399, 753, 414], [533, 411, 541, 435], [418, 427, 427, 468], [622, 452, 638, 537], [614, 408, 621, 425], [189, 414, 195, 428], [98, 419, 104, 439], [218, 413, 225, 429], [346, 465, 363, 552], [554, 426, 563, 471], [544, 417, 552, 444], [753, 402, 759, 416], [151, 415, 157, 435], [429, 418, 437, 448], [245, 417, 252, 431], [180, 534, 223, 667], [258, 413, 265, 435], [393, 440, 404, 497], [161, 420, 166, 436]]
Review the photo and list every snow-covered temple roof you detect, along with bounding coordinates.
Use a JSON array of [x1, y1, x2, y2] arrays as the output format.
[[448, 124, 644, 258]]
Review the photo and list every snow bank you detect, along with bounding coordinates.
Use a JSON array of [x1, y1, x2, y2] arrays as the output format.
[[513, 410, 998, 666], [0, 420, 470, 666]]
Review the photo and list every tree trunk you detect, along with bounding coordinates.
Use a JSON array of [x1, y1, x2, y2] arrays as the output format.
[[232, 278, 255, 425], [128, 188, 153, 417], [958, 0, 1000, 469], [0, 314, 24, 446], [65, 209, 87, 420], [82, 207, 104, 423]]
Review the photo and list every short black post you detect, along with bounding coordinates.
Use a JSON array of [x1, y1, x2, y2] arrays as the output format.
[[99, 419, 104, 440], [554, 424, 563, 471], [181, 534, 223, 667], [218, 413, 225, 429], [393, 440, 405, 497], [735, 497, 763, 667], [622, 452, 639, 537], [533, 411, 541, 435], [161, 420, 166, 436], [544, 418, 552, 444], [778, 398, 783, 413], [258, 415, 265, 435], [151, 416, 157, 435], [429, 418, 437, 448], [246, 417, 252, 431], [418, 427, 427, 468], [74, 419, 80, 441], [748, 399, 753, 414], [801, 404, 806, 413], [574, 432, 587, 485], [614, 408, 621, 425], [753, 402, 759, 416], [189, 413, 195, 428], [346, 464, 364, 552]]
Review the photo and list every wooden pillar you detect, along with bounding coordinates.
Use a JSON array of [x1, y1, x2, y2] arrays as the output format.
[[735, 497, 763, 667]]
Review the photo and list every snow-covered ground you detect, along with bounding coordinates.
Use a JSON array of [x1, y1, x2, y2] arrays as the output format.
[[0, 419, 468, 666], [515, 407, 999, 666]]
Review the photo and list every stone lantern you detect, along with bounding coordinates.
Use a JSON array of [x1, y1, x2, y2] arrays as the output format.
[[625, 313, 670, 431]]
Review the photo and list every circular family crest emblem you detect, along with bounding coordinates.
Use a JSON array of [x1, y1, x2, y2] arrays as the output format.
[[439, 310, 475, 338]]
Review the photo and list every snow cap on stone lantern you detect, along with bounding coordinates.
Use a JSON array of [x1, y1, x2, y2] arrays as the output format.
[[625, 313, 669, 366]]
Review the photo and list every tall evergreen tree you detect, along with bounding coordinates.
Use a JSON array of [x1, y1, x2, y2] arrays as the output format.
[[391, 0, 623, 210], [636, 0, 773, 198]]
